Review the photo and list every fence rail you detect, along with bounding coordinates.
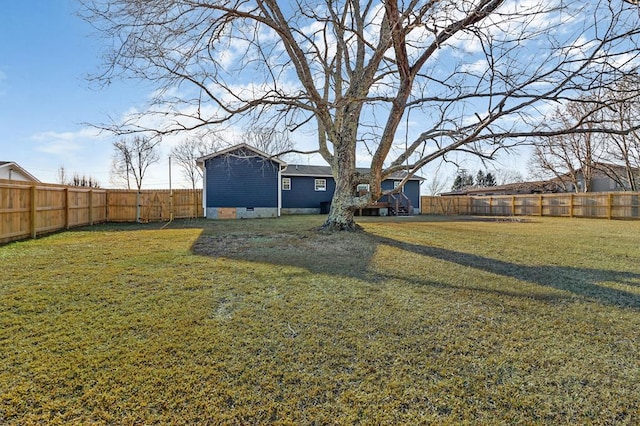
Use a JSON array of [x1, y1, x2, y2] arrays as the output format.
[[0, 180, 203, 244], [106, 189, 203, 222], [421, 192, 640, 219]]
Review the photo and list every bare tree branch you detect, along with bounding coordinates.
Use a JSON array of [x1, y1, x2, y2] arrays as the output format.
[[81, 0, 640, 230]]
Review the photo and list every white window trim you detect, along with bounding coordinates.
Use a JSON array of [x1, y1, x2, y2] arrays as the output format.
[[282, 177, 291, 190], [315, 178, 327, 191]]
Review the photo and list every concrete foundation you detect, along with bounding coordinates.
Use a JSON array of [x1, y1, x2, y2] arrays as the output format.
[[205, 207, 278, 219]]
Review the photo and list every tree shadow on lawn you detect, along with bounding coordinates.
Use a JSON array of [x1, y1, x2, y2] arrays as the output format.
[[191, 229, 640, 309], [372, 235, 640, 309]]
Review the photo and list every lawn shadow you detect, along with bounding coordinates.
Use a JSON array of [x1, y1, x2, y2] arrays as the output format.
[[372, 234, 640, 309], [190, 223, 640, 310], [77, 219, 209, 233], [191, 228, 381, 280]]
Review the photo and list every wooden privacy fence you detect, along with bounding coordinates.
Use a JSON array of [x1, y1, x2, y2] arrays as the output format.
[[0, 180, 107, 244], [0, 180, 203, 244], [421, 192, 640, 219], [106, 189, 203, 222]]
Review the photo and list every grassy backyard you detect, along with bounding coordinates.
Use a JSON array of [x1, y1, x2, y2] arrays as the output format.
[[1, 215, 639, 424]]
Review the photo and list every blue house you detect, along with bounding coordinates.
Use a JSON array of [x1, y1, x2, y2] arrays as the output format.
[[197, 144, 422, 219]]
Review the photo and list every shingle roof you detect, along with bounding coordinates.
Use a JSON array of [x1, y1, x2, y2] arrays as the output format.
[[198, 143, 425, 180], [196, 143, 287, 165], [439, 179, 564, 196], [282, 164, 424, 180], [281, 164, 333, 177]]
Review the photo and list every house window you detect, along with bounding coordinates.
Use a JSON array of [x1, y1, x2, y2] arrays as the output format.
[[282, 177, 291, 190], [357, 184, 370, 194], [315, 179, 327, 191], [394, 181, 404, 192]]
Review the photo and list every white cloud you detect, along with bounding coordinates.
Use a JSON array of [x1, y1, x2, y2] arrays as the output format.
[[25, 127, 109, 183], [461, 59, 489, 74], [32, 127, 105, 155]]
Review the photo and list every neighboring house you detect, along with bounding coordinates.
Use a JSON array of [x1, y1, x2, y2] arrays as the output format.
[[0, 161, 40, 182], [440, 180, 564, 196], [440, 162, 640, 197], [197, 144, 422, 219], [561, 162, 640, 192]]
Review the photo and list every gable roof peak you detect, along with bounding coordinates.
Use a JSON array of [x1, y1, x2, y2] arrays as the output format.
[[196, 143, 287, 165], [0, 161, 41, 182]]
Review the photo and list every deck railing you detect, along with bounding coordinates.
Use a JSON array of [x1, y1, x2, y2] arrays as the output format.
[[388, 192, 412, 216]]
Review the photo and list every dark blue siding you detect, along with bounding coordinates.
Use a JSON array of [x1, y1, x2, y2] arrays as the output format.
[[281, 176, 420, 210], [205, 153, 279, 208], [404, 180, 421, 209], [381, 179, 420, 209], [282, 176, 335, 208]]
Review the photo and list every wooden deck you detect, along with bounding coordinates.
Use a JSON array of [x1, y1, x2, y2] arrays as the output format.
[[356, 202, 390, 216], [356, 194, 413, 216]]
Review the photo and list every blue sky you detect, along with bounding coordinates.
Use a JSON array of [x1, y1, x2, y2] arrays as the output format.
[[0, 0, 163, 186], [0, 1, 530, 190], [0, 1, 333, 188]]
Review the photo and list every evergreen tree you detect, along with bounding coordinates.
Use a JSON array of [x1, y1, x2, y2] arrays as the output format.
[[474, 170, 497, 187], [452, 170, 474, 191], [484, 172, 497, 187]]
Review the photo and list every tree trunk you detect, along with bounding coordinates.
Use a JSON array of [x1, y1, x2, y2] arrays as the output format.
[[321, 181, 361, 232], [319, 135, 365, 232]]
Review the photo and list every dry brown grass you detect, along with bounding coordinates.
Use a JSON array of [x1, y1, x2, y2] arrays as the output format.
[[1, 215, 639, 424]]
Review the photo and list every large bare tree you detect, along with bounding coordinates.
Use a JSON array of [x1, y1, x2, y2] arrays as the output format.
[[82, 0, 640, 230], [242, 127, 294, 160], [601, 75, 640, 190], [171, 136, 223, 189], [530, 101, 606, 192], [531, 77, 640, 191], [112, 136, 160, 190], [171, 127, 293, 189]]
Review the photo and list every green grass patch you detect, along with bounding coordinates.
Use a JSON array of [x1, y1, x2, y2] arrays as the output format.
[[1, 216, 639, 424]]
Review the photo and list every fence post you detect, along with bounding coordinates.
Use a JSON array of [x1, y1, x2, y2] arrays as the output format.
[[511, 196, 516, 216], [607, 193, 613, 220], [106, 191, 110, 222], [65, 187, 70, 230], [30, 185, 37, 239], [539, 195, 543, 216], [569, 194, 574, 218], [89, 189, 94, 225]]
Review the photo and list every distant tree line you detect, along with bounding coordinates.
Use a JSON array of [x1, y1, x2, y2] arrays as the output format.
[[451, 169, 497, 191], [57, 166, 100, 188]]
